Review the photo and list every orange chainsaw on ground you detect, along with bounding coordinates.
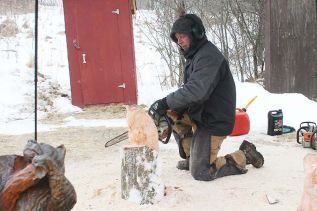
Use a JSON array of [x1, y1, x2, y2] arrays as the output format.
[[296, 122, 317, 149], [104, 104, 174, 148]]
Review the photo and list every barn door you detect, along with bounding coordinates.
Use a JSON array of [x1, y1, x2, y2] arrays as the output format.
[[63, 0, 137, 106]]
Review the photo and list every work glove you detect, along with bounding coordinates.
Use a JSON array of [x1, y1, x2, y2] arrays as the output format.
[[150, 97, 169, 116]]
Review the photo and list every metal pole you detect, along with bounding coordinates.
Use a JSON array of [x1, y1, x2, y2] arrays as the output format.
[[34, 0, 38, 141]]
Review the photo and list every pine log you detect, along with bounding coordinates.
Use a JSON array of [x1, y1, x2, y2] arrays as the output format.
[[121, 145, 164, 204]]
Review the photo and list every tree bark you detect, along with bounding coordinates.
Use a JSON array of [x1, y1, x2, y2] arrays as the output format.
[[121, 145, 164, 205]]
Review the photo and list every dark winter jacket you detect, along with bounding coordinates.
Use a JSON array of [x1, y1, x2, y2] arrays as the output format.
[[166, 38, 236, 136]]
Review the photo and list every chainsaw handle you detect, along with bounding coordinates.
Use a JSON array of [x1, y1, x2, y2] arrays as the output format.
[[311, 130, 317, 149], [159, 114, 172, 144], [148, 105, 173, 144], [299, 121, 317, 129], [297, 126, 308, 144]]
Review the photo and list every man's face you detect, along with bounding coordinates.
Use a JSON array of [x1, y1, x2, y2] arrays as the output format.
[[175, 32, 190, 51]]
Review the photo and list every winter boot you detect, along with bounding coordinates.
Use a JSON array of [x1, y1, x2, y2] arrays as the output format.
[[239, 140, 264, 168], [176, 157, 189, 170], [211, 153, 248, 179]]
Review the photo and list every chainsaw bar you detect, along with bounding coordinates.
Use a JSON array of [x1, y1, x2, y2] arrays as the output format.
[[105, 107, 173, 148], [105, 131, 128, 148]]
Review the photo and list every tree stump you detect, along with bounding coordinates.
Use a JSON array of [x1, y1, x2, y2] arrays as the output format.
[[121, 145, 164, 204]]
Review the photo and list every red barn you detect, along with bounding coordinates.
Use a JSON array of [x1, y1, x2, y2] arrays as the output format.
[[63, 0, 137, 107]]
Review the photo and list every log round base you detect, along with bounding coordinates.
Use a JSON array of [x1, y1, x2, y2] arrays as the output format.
[[121, 145, 164, 204]]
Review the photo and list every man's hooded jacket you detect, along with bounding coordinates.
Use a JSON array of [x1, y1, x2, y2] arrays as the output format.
[[166, 14, 236, 136]]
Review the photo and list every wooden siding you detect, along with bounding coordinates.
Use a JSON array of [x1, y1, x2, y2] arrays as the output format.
[[264, 0, 317, 101]]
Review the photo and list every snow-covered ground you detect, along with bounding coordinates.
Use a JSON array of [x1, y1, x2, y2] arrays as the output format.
[[0, 4, 317, 211]]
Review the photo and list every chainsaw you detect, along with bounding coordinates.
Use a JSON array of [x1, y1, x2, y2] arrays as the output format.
[[296, 121, 317, 149], [104, 104, 173, 148]]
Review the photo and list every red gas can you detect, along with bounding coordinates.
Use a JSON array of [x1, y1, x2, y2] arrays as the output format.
[[230, 108, 250, 136]]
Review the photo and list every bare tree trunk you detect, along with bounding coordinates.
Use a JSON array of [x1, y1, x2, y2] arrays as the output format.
[[138, 0, 265, 87], [253, 46, 259, 79], [228, 22, 244, 81], [176, 0, 186, 86], [227, 0, 264, 81]]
